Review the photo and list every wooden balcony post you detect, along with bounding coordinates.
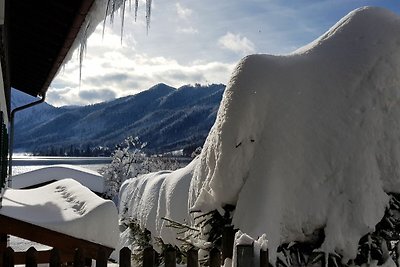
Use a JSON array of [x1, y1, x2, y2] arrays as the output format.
[[187, 248, 198, 267], [26, 246, 38, 267], [209, 247, 221, 267], [120, 247, 132, 267], [143, 246, 155, 267], [49, 248, 61, 267], [236, 244, 254, 267], [164, 247, 176, 267]]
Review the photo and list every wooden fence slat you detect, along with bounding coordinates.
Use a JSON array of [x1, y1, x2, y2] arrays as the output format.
[[96, 247, 107, 267], [237, 244, 254, 267], [187, 248, 198, 267], [209, 247, 221, 267], [0, 233, 7, 251], [3, 247, 14, 267], [143, 246, 155, 267], [260, 249, 269, 267], [26, 246, 38, 267], [49, 248, 61, 267], [164, 247, 176, 267], [74, 248, 85, 267], [119, 247, 131, 267], [222, 225, 235, 262]]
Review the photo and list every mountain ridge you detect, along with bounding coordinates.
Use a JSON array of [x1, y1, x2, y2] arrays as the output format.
[[13, 83, 225, 155]]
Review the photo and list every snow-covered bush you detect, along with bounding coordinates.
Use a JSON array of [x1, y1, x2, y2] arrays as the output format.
[[100, 136, 181, 200], [188, 7, 400, 266]]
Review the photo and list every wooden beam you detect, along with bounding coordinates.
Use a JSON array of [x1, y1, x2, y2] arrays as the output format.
[[0, 214, 113, 259]]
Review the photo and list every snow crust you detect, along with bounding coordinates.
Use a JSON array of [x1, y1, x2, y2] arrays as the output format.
[[119, 158, 197, 247], [1, 179, 119, 248], [189, 6, 400, 262], [11, 165, 105, 193]]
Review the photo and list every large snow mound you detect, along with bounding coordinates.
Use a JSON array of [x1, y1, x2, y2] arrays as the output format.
[[119, 158, 197, 247], [11, 165, 105, 193], [1, 179, 119, 248], [189, 7, 400, 262]]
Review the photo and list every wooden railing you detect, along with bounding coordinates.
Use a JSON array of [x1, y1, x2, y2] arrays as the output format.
[[0, 245, 270, 267]]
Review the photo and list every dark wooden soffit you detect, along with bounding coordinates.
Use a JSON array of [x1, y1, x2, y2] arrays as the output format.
[[8, 0, 95, 97]]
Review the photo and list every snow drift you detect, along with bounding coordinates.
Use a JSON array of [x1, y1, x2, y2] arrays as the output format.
[[189, 7, 400, 262], [1, 179, 119, 248]]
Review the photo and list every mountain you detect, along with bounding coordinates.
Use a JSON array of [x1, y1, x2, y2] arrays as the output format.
[[12, 83, 225, 155]]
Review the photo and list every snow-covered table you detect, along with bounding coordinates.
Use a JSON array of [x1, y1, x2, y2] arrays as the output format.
[[0, 179, 119, 263]]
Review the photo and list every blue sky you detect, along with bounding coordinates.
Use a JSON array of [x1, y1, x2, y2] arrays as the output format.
[[48, 0, 400, 106]]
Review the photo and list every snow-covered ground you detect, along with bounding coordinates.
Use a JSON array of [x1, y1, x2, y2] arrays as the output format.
[[119, 6, 400, 266]]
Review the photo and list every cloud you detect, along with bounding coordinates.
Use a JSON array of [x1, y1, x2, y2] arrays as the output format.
[[49, 49, 235, 106], [79, 89, 117, 102], [218, 32, 256, 55], [177, 27, 198, 34], [176, 3, 193, 20]]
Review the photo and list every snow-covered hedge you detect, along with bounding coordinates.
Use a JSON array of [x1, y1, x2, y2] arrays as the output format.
[[118, 7, 400, 266], [189, 6, 400, 263], [119, 158, 198, 249]]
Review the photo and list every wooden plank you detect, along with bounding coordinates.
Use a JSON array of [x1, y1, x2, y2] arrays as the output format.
[[143, 246, 154, 267], [13, 250, 74, 265], [187, 248, 198, 267], [119, 247, 131, 267], [222, 225, 235, 261], [0, 214, 114, 259], [74, 248, 85, 267], [26, 247, 38, 267], [260, 249, 269, 267], [164, 247, 176, 267], [3, 247, 14, 267], [95, 247, 107, 267], [49, 248, 61, 267], [236, 244, 254, 267], [209, 247, 221, 267]]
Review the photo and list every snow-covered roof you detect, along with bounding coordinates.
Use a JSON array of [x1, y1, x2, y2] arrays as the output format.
[[11, 165, 105, 193], [189, 6, 400, 262], [1, 179, 119, 248]]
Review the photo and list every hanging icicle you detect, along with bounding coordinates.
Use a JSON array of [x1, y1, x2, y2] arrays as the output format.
[[146, 0, 152, 34], [62, 0, 153, 84]]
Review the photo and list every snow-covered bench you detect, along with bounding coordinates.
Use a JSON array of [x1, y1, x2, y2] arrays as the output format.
[[0, 179, 118, 263]]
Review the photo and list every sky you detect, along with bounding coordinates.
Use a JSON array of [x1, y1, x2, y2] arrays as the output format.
[[47, 0, 400, 107]]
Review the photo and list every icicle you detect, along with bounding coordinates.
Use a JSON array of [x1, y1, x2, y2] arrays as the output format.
[[120, 0, 126, 44], [102, 0, 112, 39], [146, 0, 152, 34], [134, 0, 139, 21], [79, 22, 90, 86]]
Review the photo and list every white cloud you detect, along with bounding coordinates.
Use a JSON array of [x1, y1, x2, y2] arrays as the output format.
[[175, 3, 193, 20], [218, 32, 256, 55], [50, 47, 235, 106], [177, 26, 198, 34]]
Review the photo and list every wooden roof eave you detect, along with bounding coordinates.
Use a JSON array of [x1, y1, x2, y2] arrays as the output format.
[[39, 0, 96, 97]]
